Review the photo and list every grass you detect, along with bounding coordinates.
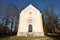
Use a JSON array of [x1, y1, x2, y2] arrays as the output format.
[[0, 36, 59, 40]]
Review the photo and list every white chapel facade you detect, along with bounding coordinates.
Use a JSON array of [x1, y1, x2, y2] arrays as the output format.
[[17, 4, 44, 36]]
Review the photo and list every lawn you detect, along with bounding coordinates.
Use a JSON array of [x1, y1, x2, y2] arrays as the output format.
[[0, 36, 59, 40]]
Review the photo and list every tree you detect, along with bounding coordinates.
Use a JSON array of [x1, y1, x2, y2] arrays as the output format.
[[0, 24, 10, 37], [0, 0, 4, 25], [5, 3, 19, 35], [44, 4, 59, 34]]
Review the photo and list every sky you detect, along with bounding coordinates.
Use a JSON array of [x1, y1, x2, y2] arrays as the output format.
[[1, 0, 60, 16], [0, 0, 60, 29]]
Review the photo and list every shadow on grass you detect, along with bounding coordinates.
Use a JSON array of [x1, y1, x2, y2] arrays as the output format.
[[47, 35, 60, 40], [0, 35, 16, 40], [0, 34, 60, 40]]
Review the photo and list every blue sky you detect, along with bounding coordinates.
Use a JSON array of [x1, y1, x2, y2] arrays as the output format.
[[1, 0, 60, 16]]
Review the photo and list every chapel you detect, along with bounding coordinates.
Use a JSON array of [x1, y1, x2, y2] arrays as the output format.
[[17, 4, 44, 37]]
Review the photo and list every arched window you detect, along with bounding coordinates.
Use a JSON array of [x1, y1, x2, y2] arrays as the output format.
[[28, 24, 32, 32]]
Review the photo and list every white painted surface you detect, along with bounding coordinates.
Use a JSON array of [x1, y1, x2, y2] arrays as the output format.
[[17, 4, 44, 36]]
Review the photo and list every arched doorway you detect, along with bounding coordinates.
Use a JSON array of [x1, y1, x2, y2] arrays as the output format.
[[28, 24, 32, 32]]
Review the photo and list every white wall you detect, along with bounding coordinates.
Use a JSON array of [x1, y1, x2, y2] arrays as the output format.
[[17, 4, 44, 36]]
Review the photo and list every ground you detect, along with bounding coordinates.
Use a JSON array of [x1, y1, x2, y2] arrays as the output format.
[[0, 36, 60, 40]]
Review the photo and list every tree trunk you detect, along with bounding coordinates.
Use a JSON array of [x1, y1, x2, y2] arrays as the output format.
[[11, 19, 13, 35]]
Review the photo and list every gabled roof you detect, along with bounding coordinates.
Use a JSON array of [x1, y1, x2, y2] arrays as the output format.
[[21, 4, 40, 13]]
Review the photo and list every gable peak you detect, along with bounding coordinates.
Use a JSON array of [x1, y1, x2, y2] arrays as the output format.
[[28, 4, 34, 7], [21, 4, 40, 13]]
